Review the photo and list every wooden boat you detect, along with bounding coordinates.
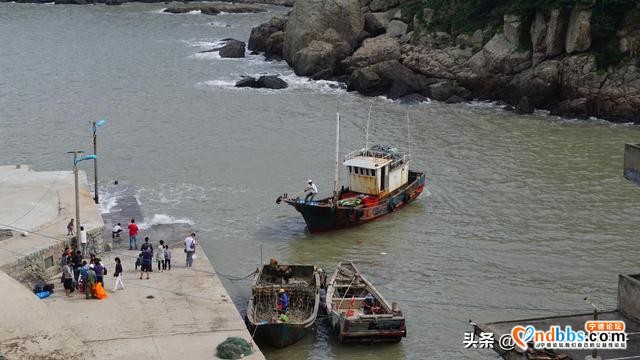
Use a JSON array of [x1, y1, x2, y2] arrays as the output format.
[[326, 262, 406, 343], [245, 263, 321, 348], [276, 110, 425, 233]]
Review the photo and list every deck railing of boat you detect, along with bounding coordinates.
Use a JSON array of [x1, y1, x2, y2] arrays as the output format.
[[344, 148, 411, 167]]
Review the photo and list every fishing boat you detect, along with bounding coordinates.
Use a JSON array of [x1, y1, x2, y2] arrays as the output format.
[[326, 261, 406, 343], [276, 109, 425, 233], [245, 262, 321, 348]]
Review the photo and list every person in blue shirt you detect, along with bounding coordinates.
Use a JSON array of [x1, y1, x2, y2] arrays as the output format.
[[278, 288, 288, 314]]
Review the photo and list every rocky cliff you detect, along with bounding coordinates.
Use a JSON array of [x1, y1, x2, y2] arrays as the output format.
[[249, 0, 640, 123]]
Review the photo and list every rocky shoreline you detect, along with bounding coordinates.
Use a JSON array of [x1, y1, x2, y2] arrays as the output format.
[[247, 0, 640, 123], [3, 0, 292, 6]]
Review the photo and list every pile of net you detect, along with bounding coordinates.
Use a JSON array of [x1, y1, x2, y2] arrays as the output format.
[[216, 337, 253, 359]]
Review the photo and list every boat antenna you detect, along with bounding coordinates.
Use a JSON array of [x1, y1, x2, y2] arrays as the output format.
[[365, 100, 374, 152], [333, 103, 341, 204], [406, 110, 412, 156]]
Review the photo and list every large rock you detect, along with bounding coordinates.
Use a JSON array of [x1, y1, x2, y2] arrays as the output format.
[[481, 33, 531, 74], [292, 40, 338, 76], [565, 6, 592, 54], [265, 31, 285, 60], [364, 12, 389, 36], [257, 75, 288, 89], [509, 60, 560, 104], [348, 67, 384, 95], [351, 35, 400, 67], [235, 77, 258, 88], [427, 80, 469, 101], [545, 9, 566, 57], [248, 16, 287, 53], [348, 59, 420, 98], [283, 0, 364, 71], [235, 75, 288, 89], [386, 20, 408, 38], [530, 10, 547, 65], [550, 98, 589, 117], [503, 14, 522, 47], [369, 0, 398, 12], [402, 45, 472, 79], [515, 96, 534, 114], [218, 39, 246, 58]]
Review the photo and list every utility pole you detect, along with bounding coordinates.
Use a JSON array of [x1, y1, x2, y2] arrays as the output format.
[[92, 122, 99, 204], [584, 297, 602, 360], [68, 150, 84, 245]]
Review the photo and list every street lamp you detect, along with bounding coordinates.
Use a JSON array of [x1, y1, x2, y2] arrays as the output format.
[[68, 151, 97, 248], [92, 119, 106, 204]]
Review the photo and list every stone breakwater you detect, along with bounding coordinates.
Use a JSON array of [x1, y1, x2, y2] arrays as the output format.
[[248, 0, 640, 123]]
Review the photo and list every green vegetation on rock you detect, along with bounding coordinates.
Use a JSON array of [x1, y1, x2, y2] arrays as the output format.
[[421, 0, 637, 68]]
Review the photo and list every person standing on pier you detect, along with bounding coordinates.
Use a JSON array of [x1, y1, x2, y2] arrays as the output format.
[[128, 218, 139, 250], [62, 259, 74, 297], [163, 245, 171, 270], [156, 240, 165, 272], [113, 257, 124, 291], [140, 248, 152, 280], [184, 233, 196, 268], [79, 226, 87, 256]]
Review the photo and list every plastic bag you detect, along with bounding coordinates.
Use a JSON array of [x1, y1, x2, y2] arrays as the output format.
[[192, 254, 197, 260], [94, 282, 108, 300]]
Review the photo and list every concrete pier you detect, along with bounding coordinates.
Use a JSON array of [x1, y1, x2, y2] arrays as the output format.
[[0, 165, 264, 359], [0, 165, 104, 284], [474, 274, 640, 359]]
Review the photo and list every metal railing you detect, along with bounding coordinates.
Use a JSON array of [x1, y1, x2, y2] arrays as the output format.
[[344, 148, 411, 168]]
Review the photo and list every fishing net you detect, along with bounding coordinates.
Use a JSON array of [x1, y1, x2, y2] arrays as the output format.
[[216, 337, 253, 359]]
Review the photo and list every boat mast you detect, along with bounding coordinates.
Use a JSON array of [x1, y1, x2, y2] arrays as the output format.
[[333, 108, 340, 203], [365, 101, 373, 152], [406, 111, 411, 156]]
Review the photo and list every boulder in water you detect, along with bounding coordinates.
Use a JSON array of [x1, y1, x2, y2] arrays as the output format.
[[257, 75, 288, 89], [219, 40, 246, 58]]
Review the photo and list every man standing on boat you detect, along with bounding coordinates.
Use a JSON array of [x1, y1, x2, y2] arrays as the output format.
[[278, 288, 288, 314], [304, 180, 318, 202]]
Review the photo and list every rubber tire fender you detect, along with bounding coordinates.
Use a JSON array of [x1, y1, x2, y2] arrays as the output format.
[[388, 198, 396, 212]]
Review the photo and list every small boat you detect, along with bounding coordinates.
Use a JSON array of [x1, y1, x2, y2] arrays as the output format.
[[276, 109, 425, 233], [245, 263, 321, 348], [326, 262, 406, 343]]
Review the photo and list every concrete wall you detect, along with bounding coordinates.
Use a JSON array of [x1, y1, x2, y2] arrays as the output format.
[[624, 143, 640, 185], [618, 274, 640, 321], [0, 225, 104, 286]]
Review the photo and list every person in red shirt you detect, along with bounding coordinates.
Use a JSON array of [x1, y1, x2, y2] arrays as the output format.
[[128, 218, 139, 250]]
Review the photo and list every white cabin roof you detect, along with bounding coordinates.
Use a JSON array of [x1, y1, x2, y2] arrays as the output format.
[[343, 156, 392, 170]]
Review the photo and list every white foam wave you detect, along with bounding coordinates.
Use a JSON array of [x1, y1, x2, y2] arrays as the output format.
[[97, 186, 129, 214], [191, 51, 221, 59], [183, 39, 227, 49], [139, 214, 194, 230], [202, 79, 237, 87], [151, 8, 167, 14], [200, 72, 347, 94]]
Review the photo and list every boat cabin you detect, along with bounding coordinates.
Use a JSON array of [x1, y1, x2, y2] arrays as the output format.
[[343, 145, 410, 196]]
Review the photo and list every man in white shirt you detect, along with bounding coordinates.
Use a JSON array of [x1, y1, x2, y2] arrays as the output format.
[[79, 226, 88, 256], [112, 223, 123, 239], [184, 233, 196, 268], [304, 180, 318, 202]]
